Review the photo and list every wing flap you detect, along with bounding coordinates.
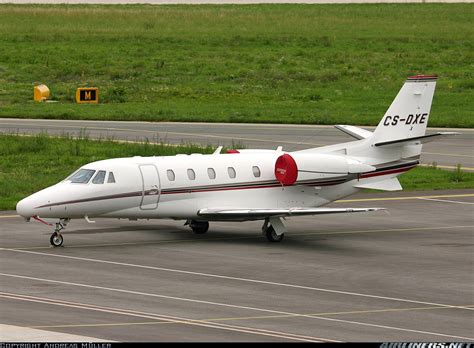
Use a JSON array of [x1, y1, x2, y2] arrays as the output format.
[[198, 207, 384, 221]]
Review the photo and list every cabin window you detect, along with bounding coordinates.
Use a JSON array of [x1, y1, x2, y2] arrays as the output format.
[[92, 170, 106, 184], [167, 169, 175, 181], [187, 169, 196, 180], [252, 166, 261, 178], [107, 172, 116, 183], [207, 168, 216, 180], [227, 167, 236, 179], [68, 169, 96, 184]]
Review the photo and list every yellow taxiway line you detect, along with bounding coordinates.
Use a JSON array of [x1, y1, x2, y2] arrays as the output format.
[[336, 193, 474, 203], [30, 303, 474, 330]]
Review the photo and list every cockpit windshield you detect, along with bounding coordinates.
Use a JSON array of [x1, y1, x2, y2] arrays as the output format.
[[92, 170, 106, 184], [67, 169, 96, 183]]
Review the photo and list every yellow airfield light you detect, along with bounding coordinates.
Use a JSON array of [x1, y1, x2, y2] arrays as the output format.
[[34, 84, 50, 102]]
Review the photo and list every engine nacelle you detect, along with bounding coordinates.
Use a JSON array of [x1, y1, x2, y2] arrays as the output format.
[[274, 154, 298, 185], [274, 153, 375, 186]]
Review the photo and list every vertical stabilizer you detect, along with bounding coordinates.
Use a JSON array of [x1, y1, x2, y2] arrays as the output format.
[[371, 75, 437, 144]]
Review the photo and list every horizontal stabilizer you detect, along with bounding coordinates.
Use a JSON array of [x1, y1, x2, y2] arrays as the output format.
[[374, 132, 459, 147], [354, 178, 402, 191], [198, 207, 384, 221], [335, 125, 373, 140]]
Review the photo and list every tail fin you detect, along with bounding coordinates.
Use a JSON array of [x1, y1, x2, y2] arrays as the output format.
[[371, 75, 437, 144]]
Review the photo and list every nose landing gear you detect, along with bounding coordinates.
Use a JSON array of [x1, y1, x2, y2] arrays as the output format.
[[50, 219, 70, 247], [50, 232, 63, 247]]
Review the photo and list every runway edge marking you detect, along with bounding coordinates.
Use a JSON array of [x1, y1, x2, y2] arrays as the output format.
[[0, 276, 472, 341], [3, 247, 473, 312], [24, 304, 474, 330], [0, 292, 331, 343]]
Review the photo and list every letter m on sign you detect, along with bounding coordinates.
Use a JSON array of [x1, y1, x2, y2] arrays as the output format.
[[77, 88, 98, 103]]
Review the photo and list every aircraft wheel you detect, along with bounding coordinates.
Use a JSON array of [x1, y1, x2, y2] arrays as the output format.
[[190, 221, 209, 234], [265, 225, 284, 242], [50, 232, 63, 247]]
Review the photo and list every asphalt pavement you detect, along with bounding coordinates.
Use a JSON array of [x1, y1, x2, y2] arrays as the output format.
[[1, 189, 473, 342], [0, 118, 473, 171]]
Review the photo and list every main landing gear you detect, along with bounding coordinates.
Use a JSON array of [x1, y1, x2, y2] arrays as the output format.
[[50, 218, 70, 247], [188, 220, 209, 234], [185, 217, 287, 242], [262, 217, 286, 242]]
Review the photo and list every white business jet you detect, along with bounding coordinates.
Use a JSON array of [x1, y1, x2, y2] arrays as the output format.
[[17, 75, 455, 247]]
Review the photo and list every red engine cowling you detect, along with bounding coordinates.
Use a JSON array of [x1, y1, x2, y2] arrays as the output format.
[[274, 154, 298, 186]]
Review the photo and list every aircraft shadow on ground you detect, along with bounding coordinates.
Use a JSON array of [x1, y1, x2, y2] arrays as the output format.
[[47, 224, 368, 254]]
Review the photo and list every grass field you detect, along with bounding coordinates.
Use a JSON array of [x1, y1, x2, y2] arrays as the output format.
[[1, 134, 472, 210], [0, 4, 472, 127]]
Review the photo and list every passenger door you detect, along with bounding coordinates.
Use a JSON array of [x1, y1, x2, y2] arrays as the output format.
[[139, 164, 160, 210]]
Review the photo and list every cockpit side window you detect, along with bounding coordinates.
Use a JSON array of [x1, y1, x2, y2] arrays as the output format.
[[92, 170, 106, 184], [107, 172, 116, 183], [68, 169, 96, 184]]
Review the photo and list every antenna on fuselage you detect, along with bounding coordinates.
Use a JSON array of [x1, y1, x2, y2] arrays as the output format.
[[213, 146, 223, 155]]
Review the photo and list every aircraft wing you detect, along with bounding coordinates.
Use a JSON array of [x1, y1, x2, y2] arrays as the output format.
[[197, 207, 384, 221]]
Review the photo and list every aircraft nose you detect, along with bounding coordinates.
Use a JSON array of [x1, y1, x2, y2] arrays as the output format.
[[16, 197, 35, 218]]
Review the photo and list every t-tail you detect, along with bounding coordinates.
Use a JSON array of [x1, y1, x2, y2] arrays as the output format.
[[329, 75, 458, 191], [371, 75, 437, 146], [366, 75, 457, 155]]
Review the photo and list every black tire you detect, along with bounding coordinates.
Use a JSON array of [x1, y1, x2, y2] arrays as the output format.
[[50, 233, 63, 247], [265, 226, 284, 242], [190, 221, 209, 234]]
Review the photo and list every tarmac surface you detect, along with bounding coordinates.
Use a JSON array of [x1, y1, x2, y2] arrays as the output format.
[[1, 189, 473, 342], [0, 118, 473, 171]]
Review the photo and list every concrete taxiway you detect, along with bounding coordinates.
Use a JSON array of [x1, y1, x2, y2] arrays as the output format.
[[1, 189, 473, 342], [0, 118, 473, 171]]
